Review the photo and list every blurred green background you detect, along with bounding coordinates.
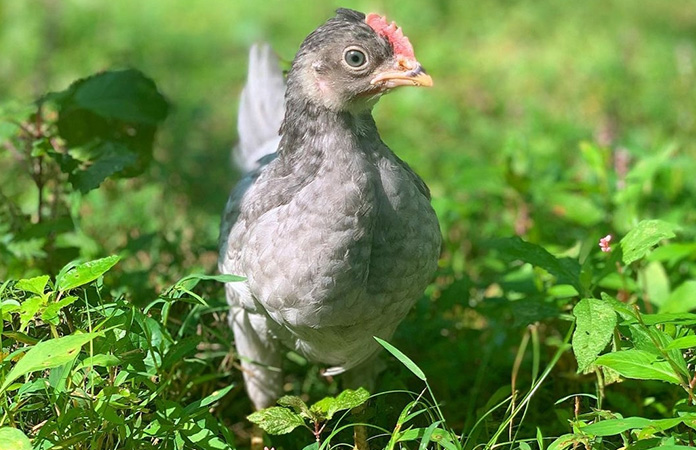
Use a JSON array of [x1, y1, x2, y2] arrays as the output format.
[[2, 0, 696, 443], [3, 1, 694, 283]]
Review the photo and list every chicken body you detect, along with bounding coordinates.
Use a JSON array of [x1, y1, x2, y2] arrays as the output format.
[[219, 9, 441, 410]]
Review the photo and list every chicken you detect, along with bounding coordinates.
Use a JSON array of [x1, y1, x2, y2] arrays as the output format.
[[219, 8, 441, 411]]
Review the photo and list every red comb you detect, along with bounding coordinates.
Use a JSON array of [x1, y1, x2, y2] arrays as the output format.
[[365, 13, 415, 59]]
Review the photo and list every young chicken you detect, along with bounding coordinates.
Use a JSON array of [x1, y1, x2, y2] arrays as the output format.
[[219, 8, 441, 411]]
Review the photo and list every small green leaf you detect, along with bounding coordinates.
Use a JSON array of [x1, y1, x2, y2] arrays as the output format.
[[0, 332, 101, 393], [42, 295, 78, 325], [56, 255, 120, 291], [621, 220, 678, 265], [375, 337, 426, 381], [19, 296, 44, 329], [572, 298, 617, 372], [248, 406, 306, 435], [184, 384, 235, 414], [309, 387, 370, 421], [15, 275, 50, 295], [75, 354, 121, 370], [594, 349, 681, 385], [0, 427, 32, 450]]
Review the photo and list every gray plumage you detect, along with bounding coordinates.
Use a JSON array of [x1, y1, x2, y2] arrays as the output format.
[[219, 8, 441, 410]]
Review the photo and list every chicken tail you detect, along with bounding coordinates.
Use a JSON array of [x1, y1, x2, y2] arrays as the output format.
[[234, 43, 286, 172]]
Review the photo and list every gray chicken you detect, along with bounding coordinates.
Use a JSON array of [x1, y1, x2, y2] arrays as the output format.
[[219, 8, 441, 411]]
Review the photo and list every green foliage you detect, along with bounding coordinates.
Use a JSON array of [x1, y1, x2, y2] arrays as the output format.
[[248, 387, 370, 441], [2, 2, 696, 450]]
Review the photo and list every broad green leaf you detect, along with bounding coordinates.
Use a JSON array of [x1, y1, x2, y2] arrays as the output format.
[[665, 335, 696, 350], [70, 69, 169, 124], [661, 281, 696, 314], [248, 406, 306, 435], [581, 417, 652, 436], [375, 337, 426, 381], [594, 349, 681, 385], [15, 275, 49, 295], [621, 220, 678, 265], [0, 332, 101, 393], [572, 298, 617, 372], [489, 237, 581, 291], [56, 255, 120, 291], [0, 427, 32, 450], [278, 395, 312, 418]]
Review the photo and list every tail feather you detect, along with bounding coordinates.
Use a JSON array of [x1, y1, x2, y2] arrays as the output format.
[[235, 44, 286, 172]]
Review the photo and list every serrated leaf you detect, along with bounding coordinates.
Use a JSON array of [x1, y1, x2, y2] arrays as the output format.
[[621, 220, 678, 265], [248, 406, 306, 435], [0, 332, 101, 393], [309, 387, 370, 421], [15, 275, 50, 295], [56, 255, 120, 291], [594, 349, 681, 385], [572, 298, 617, 372], [70, 69, 168, 124], [489, 237, 581, 291], [0, 427, 32, 450], [375, 337, 426, 381], [278, 395, 311, 418], [333, 387, 370, 412]]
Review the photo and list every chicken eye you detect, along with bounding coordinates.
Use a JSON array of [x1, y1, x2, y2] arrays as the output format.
[[344, 49, 367, 68]]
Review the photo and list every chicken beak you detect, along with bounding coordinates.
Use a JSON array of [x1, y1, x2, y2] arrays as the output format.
[[371, 57, 433, 89]]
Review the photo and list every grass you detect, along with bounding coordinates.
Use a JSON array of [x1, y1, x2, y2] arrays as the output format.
[[1, 1, 696, 449]]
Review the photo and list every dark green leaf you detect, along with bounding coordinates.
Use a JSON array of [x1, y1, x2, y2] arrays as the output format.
[[69, 142, 138, 193], [489, 237, 581, 291]]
